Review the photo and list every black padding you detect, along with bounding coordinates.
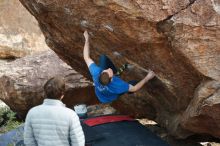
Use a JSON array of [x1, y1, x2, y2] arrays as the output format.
[[82, 120, 170, 146], [81, 122, 104, 143]]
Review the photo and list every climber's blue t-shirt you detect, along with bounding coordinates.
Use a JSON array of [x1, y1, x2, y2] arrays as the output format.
[[89, 63, 129, 103]]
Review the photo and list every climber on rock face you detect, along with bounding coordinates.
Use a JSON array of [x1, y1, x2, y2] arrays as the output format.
[[83, 30, 155, 103]]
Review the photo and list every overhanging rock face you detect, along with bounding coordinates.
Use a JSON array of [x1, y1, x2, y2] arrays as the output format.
[[19, 0, 220, 138]]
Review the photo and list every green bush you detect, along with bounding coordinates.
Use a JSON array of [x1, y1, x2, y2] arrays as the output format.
[[0, 107, 23, 133]]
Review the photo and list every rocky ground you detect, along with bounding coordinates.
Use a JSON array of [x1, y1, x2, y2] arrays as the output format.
[[139, 119, 220, 146], [0, 102, 219, 145]]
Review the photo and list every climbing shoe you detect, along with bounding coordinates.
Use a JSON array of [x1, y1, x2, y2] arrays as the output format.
[[115, 63, 129, 76]]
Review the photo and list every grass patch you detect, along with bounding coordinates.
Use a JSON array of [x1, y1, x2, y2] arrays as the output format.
[[0, 107, 23, 134]]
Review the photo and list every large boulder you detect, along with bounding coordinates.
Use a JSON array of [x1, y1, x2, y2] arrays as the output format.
[[19, 0, 220, 138], [0, 0, 49, 59], [0, 51, 97, 119]]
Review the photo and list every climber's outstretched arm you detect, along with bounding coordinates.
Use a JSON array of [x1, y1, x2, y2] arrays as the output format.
[[128, 70, 155, 92], [83, 30, 94, 67]]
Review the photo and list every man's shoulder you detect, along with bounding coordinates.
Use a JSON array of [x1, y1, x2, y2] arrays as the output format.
[[28, 105, 42, 112], [61, 107, 78, 117], [89, 63, 102, 70], [89, 63, 102, 78], [26, 105, 43, 118], [89, 62, 96, 68], [62, 106, 74, 113], [32, 105, 77, 120]]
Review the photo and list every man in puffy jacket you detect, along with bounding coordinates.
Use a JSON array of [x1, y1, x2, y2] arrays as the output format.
[[24, 76, 85, 146]]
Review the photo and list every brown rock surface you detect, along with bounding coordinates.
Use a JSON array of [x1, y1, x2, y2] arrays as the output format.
[[0, 0, 49, 59], [0, 51, 97, 119], [181, 80, 220, 137], [19, 0, 220, 138]]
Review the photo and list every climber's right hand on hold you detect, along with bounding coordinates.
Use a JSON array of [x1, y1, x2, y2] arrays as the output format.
[[145, 70, 155, 80], [128, 70, 155, 92]]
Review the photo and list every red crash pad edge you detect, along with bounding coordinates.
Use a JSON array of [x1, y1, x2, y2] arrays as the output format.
[[83, 115, 134, 126]]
